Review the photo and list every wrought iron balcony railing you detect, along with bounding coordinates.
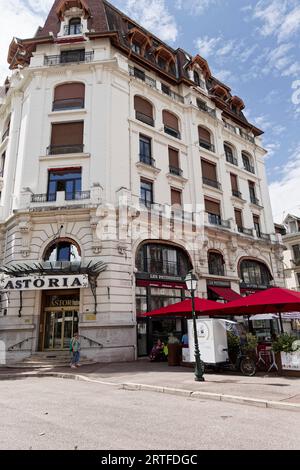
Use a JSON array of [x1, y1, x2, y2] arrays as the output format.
[[31, 191, 91, 203], [203, 177, 221, 190], [44, 51, 94, 66], [232, 189, 243, 199], [129, 66, 157, 89], [52, 97, 85, 111], [207, 213, 230, 228], [240, 130, 255, 144], [226, 155, 238, 166], [199, 139, 215, 152], [169, 166, 183, 177], [238, 227, 254, 236], [139, 155, 156, 167], [244, 163, 255, 174], [197, 102, 216, 118], [164, 126, 181, 139], [135, 111, 155, 127], [47, 144, 84, 155]]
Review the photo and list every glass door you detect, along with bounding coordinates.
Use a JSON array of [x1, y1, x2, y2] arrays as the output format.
[[44, 309, 79, 350]]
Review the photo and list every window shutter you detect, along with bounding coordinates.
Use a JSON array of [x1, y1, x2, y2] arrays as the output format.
[[230, 174, 238, 191], [235, 209, 243, 228], [198, 127, 211, 143], [134, 96, 153, 118], [253, 215, 260, 225], [169, 148, 179, 168], [171, 188, 182, 206], [204, 198, 220, 215], [201, 159, 217, 181], [54, 83, 85, 101], [51, 122, 83, 145], [163, 111, 179, 130]]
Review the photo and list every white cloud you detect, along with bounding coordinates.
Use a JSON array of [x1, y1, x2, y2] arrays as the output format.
[[0, 0, 48, 85], [213, 69, 234, 83], [252, 0, 300, 42], [194, 36, 222, 57], [175, 0, 219, 15], [116, 0, 178, 43], [269, 143, 300, 222]]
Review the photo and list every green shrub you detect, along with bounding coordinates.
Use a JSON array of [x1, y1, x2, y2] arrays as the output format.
[[272, 333, 298, 354]]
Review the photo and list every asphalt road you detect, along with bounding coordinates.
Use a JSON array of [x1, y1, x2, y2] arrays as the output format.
[[0, 377, 299, 450]]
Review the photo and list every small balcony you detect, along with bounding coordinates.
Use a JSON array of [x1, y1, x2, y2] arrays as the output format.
[[129, 66, 157, 89], [197, 102, 216, 118], [232, 189, 243, 199], [238, 227, 253, 236], [139, 155, 156, 167], [224, 122, 238, 134], [164, 126, 181, 139], [257, 232, 271, 241], [203, 177, 221, 190], [250, 196, 261, 206], [31, 191, 91, 204], [199, 139, 215, 153], [44, 51, 94, 66], [135, 111, 154, 127], [47, 144, 84, 155], [207, 213, 230, 228], [244, 164, 255, 174], [169, 166, 183, 177], [52, 98, 85, 111], [226, 155, 238, 166], [161, 85, 184, 104], [240, 130, 255, 144]]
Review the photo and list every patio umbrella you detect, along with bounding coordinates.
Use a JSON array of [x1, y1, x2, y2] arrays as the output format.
[[142, 297, 221, 318], [203, 287, 300, 332]]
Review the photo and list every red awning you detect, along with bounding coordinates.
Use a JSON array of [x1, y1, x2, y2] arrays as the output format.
[[208, 286, 241, 302], [142, 297, 221, 317], [205, 287, 300, 316]]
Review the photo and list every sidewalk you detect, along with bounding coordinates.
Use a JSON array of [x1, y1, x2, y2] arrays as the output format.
[[1, 361, 300, 410]]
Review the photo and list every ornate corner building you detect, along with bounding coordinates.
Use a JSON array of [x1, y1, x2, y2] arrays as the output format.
[[0, 0, 285, 363]]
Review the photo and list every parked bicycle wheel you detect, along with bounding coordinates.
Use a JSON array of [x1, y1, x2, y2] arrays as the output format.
[[240, 356, 256, 376]]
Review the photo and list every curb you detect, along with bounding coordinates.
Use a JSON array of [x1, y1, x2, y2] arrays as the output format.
[[0, 371, 300, 412]]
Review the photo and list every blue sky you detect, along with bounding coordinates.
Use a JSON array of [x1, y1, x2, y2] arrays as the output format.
[[1, 0, 300, 222]]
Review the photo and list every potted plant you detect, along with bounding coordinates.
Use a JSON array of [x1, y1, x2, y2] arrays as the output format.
[[243, 333, 258, 359], [227, 331, 240, 363], [272, 333, 299, 373]]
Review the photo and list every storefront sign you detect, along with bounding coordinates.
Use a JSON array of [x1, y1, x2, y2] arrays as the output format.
[[1, 275, 89, 291], [281, 351, 300, 371]]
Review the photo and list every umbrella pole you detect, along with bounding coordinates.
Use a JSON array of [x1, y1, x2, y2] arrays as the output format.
[[279, 311, 284, 334]]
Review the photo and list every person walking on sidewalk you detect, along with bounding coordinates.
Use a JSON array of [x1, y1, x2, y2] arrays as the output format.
[[70, 333, 81, 368]]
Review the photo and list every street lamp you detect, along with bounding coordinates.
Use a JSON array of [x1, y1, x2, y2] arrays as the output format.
[[185, 271, 205, 382]]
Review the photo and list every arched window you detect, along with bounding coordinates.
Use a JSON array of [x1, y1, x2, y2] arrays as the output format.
[[194, 71, 200, 87], [198, 126, 214, 152], [163, 110, 180, 139], [44, 240, 81, 263], [208, 251, 225, 276], [134, 96, 154, 127], [53, 82, 85, 111], [242, 151, 255, 174], [136, 243, 192, 277], [68, 18, 82, 35], [239, 259, 272, 287], [224, 143, 237, 166]]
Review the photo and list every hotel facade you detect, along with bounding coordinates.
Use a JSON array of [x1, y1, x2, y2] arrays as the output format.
[[0, 0, 285, 364]]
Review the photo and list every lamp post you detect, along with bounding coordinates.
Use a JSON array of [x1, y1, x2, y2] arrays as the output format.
[[185, 272, 205, 382]]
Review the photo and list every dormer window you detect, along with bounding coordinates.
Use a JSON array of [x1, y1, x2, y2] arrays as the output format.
[[131, 42, 141, 55], [194, 71, 200, 87], [67, 17, 82, 35]]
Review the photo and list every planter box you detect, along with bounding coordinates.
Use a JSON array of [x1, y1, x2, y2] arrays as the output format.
[[280, 351, 300, 377]]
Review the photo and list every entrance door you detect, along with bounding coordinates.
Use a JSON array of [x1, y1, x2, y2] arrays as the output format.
[[44, 309, 79, 350]]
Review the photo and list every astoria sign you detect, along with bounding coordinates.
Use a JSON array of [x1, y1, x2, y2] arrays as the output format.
[[1, 275, 89, 291]]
